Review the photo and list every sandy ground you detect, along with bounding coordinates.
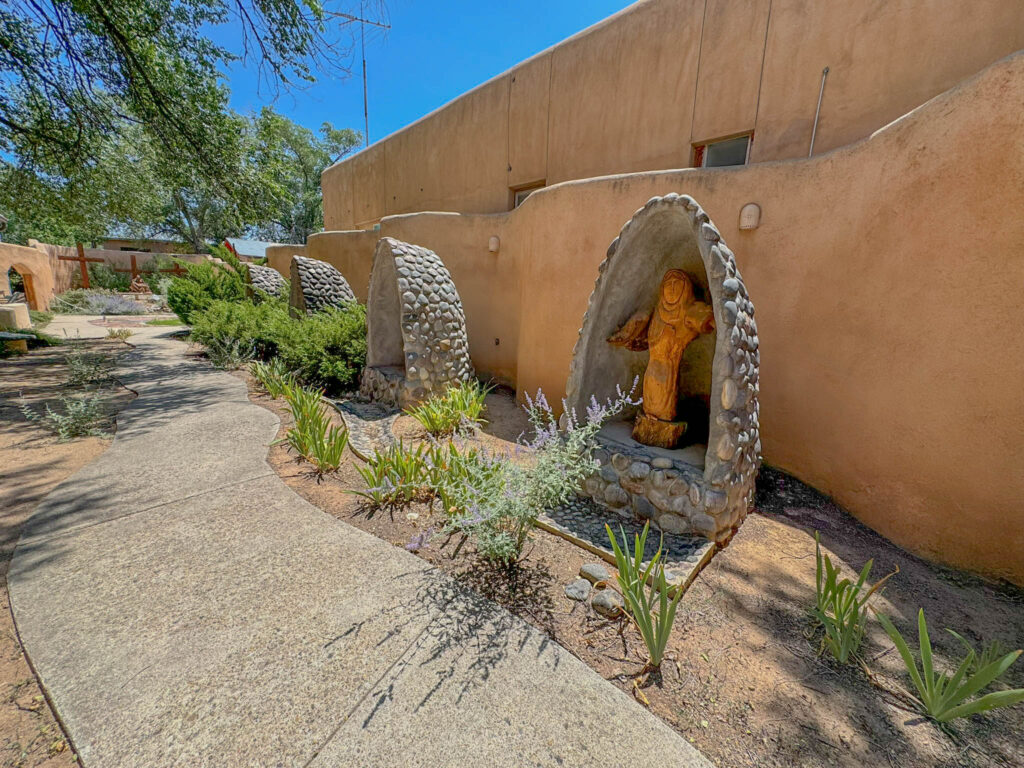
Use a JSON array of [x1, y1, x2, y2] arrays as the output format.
[[0, 340, 133, 767], [249, 378, 1024, 768]]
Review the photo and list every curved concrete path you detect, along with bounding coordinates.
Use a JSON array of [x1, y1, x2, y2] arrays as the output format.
[[9, 321, 710, 767]]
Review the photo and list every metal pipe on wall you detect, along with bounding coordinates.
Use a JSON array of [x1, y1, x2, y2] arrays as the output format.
[[809, 66, 830, 157]]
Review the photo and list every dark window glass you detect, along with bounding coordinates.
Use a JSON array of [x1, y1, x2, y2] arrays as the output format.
[[705, 136, 749, 168]]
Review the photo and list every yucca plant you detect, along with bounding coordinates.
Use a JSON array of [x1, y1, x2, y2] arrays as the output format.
[[875, 609, 1024, 723], [606, 522, 684, 671], [407, 380, 491, 436], [812, 531, 895, 664], [250, 359, 292, 398]]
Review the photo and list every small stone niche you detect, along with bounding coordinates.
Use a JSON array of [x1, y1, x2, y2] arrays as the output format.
[[360, 237, 474, 407], [565, 194, 761, 545], [289, 255, 356, 316]]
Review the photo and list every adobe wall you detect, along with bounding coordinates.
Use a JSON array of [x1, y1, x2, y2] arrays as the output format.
[[322, 0, 1024, 228], [0, 242, 67, 310], [265, 244, 307, 277], [309, 53, 1024, 584]]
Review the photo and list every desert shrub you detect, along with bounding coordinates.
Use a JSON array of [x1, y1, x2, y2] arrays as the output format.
[[166, 249, 248, 323], [51, 288, 146, 315], [811, 531, 896, 664], [106, 328, 133, 340], [407, 380, 491, 436], [279, 382, 349, 477], [65, 348, 115, 388], [875, 609, 1024, 723], [20, 394, 110, 440], [607, 522, 684, 670], [84, 263, 130, 292], [440, 384, 639, 564]]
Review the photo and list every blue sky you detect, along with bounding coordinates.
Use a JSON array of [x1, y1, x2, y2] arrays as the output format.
[[219, 0, 632, 146]]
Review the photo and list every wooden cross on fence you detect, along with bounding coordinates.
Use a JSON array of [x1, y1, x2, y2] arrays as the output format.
[[60, 244, 189, 288]]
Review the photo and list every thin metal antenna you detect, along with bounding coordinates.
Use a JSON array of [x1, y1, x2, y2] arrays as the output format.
[[809, 66, 829, 157], [339, 7, 390, 148]]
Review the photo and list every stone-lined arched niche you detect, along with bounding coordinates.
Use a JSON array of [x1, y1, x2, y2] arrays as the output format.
[[565, 194, 761, 545], [247, 263, 286, 302], [289, 255, 356, 316], [360, 237, 474, 407]]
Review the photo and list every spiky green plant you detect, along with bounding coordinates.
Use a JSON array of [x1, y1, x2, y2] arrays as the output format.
[[874, 609, 1024, 723], [347, 441, 430, 506], [250, 359, 292, 398], [407, 380, 491, 436], [606, 522, 684, 671], [811, 531, 895, 664], [278, 382, 348, 477]]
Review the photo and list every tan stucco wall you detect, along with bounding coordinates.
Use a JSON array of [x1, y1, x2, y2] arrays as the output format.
[[323, 0, 1024, 230], [266, 244, 307, 277], [312, 53, 1024, 584], [0, 242, 66, 310]]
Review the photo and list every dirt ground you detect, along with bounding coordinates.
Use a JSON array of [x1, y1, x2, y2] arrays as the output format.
[[249, 378, 1024, 768], [0, 340, 133, 767]]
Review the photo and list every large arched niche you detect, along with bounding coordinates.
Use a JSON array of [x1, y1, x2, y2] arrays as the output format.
[[566, 194, 761, 545], [361, 237, 474, 407]]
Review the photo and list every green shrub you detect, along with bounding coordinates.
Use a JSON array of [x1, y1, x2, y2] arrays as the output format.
[[141, 257, 177, 293], [811, 531, 895, 664], [875, 609, 1024, 723], [607, 522, 684, 670], [189, 299, 285, 359], [407, 380, 491, 436], [86, 263, 130, 292], [166, 249, 248, 323], [272, 305, 366, 394], [20, 394, 111, 440], [29, 310, 53, 326]]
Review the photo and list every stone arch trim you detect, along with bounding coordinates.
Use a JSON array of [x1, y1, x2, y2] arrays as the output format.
[[566, 193, 761, 544], [361, 237, 474, 406], [289, 255, 355, 315]]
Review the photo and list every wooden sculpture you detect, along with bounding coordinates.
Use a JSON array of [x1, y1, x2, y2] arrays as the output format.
[[607, 269, 715, 448]]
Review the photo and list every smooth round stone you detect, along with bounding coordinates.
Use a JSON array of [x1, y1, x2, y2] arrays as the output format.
[[599, 463, 618, 482], [611, 453, 631, 473], [721, 379, 738, 409], [633, 495, 657, 520], [604, 484, 629, 508], [651, 457, 674, 469], [627, 461, 651, 480], [658, 514, 688, 534], [592, 589, 624, 619], [689, 484, 702, 506], [579, 562, 611, 584], [565, 579, 592, 602]]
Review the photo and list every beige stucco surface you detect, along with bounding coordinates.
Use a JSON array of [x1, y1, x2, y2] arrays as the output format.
[[309, 52, 1024, 584], [266, 244, 307, 277], [323, 0, 1024, 229], [0, 242, 73, 310]]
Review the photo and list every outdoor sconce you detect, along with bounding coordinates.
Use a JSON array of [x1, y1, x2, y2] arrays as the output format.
[[739, 202, 761, 230], [488, 235, 500, 253]]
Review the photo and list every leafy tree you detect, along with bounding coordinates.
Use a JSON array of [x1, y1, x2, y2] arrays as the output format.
[[0, 1, 373, 179], [249, 108, 361, 244]]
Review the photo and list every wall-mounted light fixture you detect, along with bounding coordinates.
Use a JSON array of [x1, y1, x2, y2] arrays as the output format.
[[739, 203, 761, 230], [488, 236, 500, 253]]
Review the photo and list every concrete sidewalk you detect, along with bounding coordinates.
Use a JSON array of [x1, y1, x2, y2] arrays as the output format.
[[9, 325, 711, 767]]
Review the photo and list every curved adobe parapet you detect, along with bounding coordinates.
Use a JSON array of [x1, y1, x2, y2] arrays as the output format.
[[247, 263, 287, 302], [566, 194, 761, 544], [289, 255, 356, 316], [361, 237, 474, 407]]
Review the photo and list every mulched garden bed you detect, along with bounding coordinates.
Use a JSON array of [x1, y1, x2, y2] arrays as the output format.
[[241, 373, 1024, 768]]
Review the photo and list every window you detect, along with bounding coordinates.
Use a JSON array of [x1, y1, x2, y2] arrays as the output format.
[[693, 134, 751, 168], [511, 182, 544, 209]]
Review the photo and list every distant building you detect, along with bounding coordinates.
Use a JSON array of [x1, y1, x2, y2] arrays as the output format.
[[101, 237, 189, 254], [224, 238, 282, 262]]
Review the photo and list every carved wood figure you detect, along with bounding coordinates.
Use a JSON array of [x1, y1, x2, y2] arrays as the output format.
[[607, 269, 715, 448]]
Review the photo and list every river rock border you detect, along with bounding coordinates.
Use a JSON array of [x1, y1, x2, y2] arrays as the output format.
[[360, 237, 474, 407], [566, 194, 761, 545], [289, 255, 356, 316]]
